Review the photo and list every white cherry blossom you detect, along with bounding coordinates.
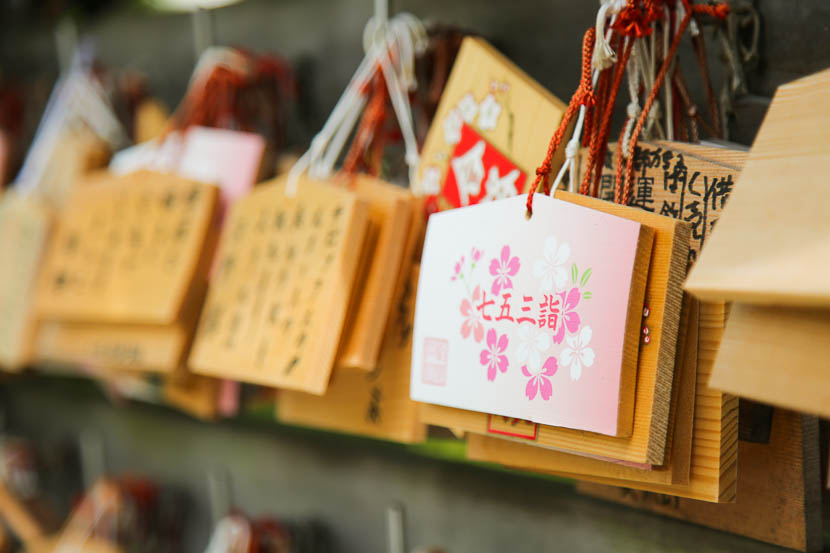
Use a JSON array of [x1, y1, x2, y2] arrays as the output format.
[[515, 323, 552, 372], [443, 107, 463, 144], [559, 325, 595, 381], [458, 93, 479, 123], [482, 166, 521, 202], [478, 94, 502, 131], [533, 235, 571, 291], [420, 166, 442, 195]]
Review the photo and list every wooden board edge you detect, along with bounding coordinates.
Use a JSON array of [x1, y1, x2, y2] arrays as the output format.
[[337, 192, 413, 371], [646, 221, 690, 462], [616, 224, 654, 437]]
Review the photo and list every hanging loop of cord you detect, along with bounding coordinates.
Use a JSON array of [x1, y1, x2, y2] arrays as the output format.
[[286, 11, 427, 197], [615, 0, 729, 204], [525, 27, 596, 217]]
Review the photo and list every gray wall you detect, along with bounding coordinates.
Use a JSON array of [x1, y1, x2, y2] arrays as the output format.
[[3, 0, 830, 149]]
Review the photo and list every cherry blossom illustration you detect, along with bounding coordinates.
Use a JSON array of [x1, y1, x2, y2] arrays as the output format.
[[552, 286, 582, 344], [460, 285, 485, 343], [450, 140, 486, 205], [470, 247, 482, 266], [480, 328, 509, 381], [533, 235, 571, 291], [489, 245, 520, 294], [420, 166, 442, 195], [451, 255, 465, 281], [478, 93, 502, 131], [515, 323, 551, 372], [559, 325, 595, 380], [443, 107, 463, 144], [522, 356, 558, 400], [482, 166, 521, 202], [458, 93, 479, 123]]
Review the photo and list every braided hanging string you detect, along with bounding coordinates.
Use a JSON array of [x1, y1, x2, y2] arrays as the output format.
[[691, 30, 723, 138], [342, 70, 390, 176], [582, 34, 634, 196], [525, 28, 596, 216], [526, 0, 728, 214], [167, 49, 295, 151], [615, 1, 729, 204], [172, 65, 248, 132]]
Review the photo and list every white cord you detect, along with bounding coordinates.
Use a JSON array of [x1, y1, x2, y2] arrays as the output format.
[[557, 2, 621, 194], [593, 0, 626, 70], [286, 12, 426, 196]]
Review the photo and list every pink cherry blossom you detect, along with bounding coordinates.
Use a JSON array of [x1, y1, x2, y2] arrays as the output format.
[[521, 356, 557, 400], [552, 286, 582, 344], [460, 286, 485, 343], [471, 247, 482, 264], [488, 245, 520, 295], [451, 255, 465, 281], [479, 328, 509, 381]]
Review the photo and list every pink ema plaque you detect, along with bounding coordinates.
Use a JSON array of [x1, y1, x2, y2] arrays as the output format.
[[411, 194, 648, 436]]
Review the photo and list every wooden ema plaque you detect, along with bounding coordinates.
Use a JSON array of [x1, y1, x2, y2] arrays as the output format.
[[35, 320, 194, 374], [189, 176, 369, 394], [684, 71, 830, 418], [416, 37, 567, 210], [277, 264, 426, 443], [710, 303, 830, 419], [162, 373, 221, 420], [34, 171, 219, 373], [576, 140, 747, 266], [37, 171, 218, 323], [34, 126, 111, 210], [419, 192, 688, 462], [0, 193, 52, 371], [467, 296, 699, 487], [548, 300, 737, 502], [412, 195, 653, 437], [686, 69, 830, 305], [577, 410, 822, 552], [571, 140, 746, 499], [336, 175, 414, 371]]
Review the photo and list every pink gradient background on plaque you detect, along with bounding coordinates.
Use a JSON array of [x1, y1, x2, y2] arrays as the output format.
[[411, 194, 643, 436]]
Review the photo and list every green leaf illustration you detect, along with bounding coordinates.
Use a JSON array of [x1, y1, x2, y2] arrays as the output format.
[[580, 268, 592, 287], [571, 263, 578, 284], [583, 291, 592, 300]]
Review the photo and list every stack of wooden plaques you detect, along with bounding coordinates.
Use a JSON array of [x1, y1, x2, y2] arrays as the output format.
[[277, 264, 427, 443], [188, 175, 370, 394], [34, 170, 219, 374], [686, 69, 830, 419], [450, 141, 747, 505], [275, 175, 426, 441], [676, 72, 830, 551], [333, 175, 416, 371], [0, 129, 111, 373], [452, 138, 822, 550], [108, 127, 269, 418]]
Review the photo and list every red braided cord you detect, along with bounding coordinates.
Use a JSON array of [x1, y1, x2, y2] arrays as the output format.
[[579, 69, 609, 194], [584, 36, 633, 197], [619, 9, 692, 204], [526, 28, 596, 216], [342, 69, 389, 176], [616, 2, 729, 203]]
